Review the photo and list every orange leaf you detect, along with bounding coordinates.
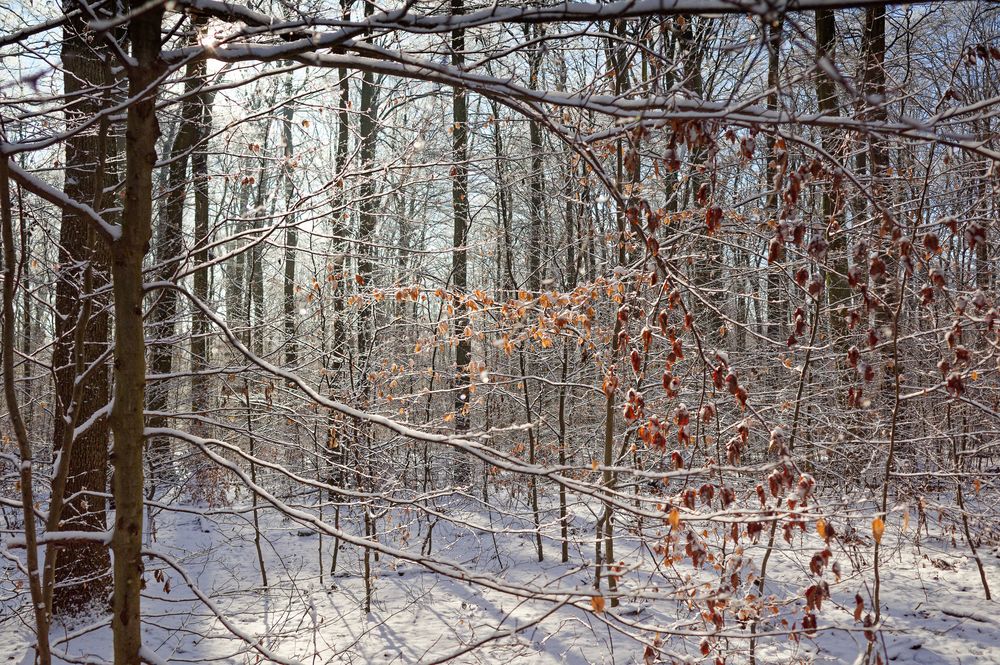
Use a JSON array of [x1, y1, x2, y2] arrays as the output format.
[[872, 517, 885, 544], [816, 519, 827, 541], [591, 596, 606, 613], [668, 507, 680, 530]]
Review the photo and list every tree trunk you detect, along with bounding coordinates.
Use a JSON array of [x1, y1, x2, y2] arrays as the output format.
[[226, 170, 250, 345], [527, 23, 546, 293], [190, 77, 213, 423], [148, 42, 205, 483], [682, 16, 722, 340], [451, 0, 472, 481], [356, 0, 379, 371], [862, 4, 893, 326], [764, 17, 785, 341], [3, 151, 52, 665], [249, 137, 269, 357], [282, 81, 298, 369], [51, 7, 113, 613], [111, 5, 163, 661], [814, 9, 851, 351]]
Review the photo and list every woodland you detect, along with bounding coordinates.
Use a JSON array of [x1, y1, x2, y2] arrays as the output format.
[[1, 1, 1000, 663]]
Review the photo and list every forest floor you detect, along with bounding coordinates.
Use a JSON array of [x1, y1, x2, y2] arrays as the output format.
[[2, 491, 998, 664]]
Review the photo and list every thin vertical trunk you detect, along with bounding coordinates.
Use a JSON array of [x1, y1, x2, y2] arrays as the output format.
[[527, 23, 546, 293], [952, 413, 991, 599], [765, 17, 785, 341], [190, 82, 213, 422], [557, 112, 577, 564], [557, 344, 571, 565], [976, 162, 990, 291], [249, 147, 268, 358], [111, 5, 163, 662], [245, 380, 269, 588], [516, 351, 544, 561], [283, 82, 298, 369], [332, 4, 350, 372], [226, 166, 251, 344], [251, 239, 265, 355], [328, 3, 352, 543], [489, 98, 516, 297], [594, 20, 633, 606], [814, 9, 851, 352], [520, 22, 547, 557], [149, 42, 205, 480], [356, 0, 379, 370], [682, 17, 721, 339], [862, 4, 893, 327], [353, 0, 379, 614], [18, 189, 32, 428], [2, 153, 51, 665], [451, 0, 473, 482]]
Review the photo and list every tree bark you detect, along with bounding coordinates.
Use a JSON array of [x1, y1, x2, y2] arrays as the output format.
[[814, 9, 851, 351], [451, 0, 473, 481], [111, 5, 163, 661], [190, 78, 212, 424], [764, 17, 785, 341], [2, 152, 51, 665], [356, 0, 379, 372], [148, 44, 205, 482], [282, 80, 298, 369], [527, 23, 546, 293], [51, 7, 113, 613]]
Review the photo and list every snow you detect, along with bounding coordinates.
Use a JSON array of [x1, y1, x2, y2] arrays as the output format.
[[2, 493, 997, 664]]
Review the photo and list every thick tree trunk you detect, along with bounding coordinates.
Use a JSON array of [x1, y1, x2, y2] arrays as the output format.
[[51, 8, 112, 613]]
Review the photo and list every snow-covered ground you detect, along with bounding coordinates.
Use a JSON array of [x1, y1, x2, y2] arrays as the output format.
[[2, 494, 998, 664]]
